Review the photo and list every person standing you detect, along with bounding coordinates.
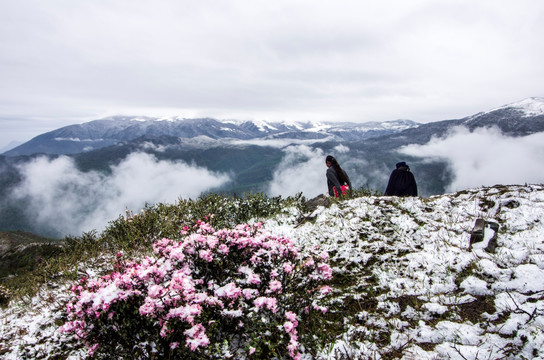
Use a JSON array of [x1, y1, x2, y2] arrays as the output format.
[[326, 155, 351, 197], [384, 161, 418, 196]]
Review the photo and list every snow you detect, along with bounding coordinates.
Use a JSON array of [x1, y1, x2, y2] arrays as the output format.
[[489, 97, 544, 117], [1, 184, 544, 359]]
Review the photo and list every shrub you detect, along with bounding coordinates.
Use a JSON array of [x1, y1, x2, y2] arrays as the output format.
[[61, 220, 332, 359], [0, 284, 11, 306]]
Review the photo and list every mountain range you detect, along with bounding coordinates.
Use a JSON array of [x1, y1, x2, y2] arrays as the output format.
[[3, 97, 544, 158], [1, 97, 543, 237], [3, 118, 420, 156]]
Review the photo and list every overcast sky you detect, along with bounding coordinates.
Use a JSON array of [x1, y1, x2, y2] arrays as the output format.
[[1, 0, 543, 149]]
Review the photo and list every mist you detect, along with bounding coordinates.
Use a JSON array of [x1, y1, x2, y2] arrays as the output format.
[[267, 145, 327, 199], [401, 126, 544, 193], [10, 152, 231, 236]]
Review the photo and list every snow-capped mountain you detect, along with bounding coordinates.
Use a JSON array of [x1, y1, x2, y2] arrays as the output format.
[[364, 97, 544, 148], [5, 97, 544, 157], [485, 96, 544, 117], [2, 117, 420, 156]]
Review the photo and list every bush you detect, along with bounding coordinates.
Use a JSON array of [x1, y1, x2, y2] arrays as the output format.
[[0, 284, 11, 306], [61, 220, 332, 359], [100, 192, 307, 254]]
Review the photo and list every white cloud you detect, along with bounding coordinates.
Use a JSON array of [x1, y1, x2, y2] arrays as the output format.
[[401, 126, 544, 193], [230, 138, 331, 148], [268, 145, 326, 199], [334, 144, 350, 153], [1, 1, 544, 149], [11, 153, 230, 236]]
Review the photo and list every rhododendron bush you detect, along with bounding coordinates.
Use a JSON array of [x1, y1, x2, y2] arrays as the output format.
[[61, 220, 333, 359]]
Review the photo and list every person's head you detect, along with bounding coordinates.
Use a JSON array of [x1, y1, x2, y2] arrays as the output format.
[[325, 155, 335, 168], [396, 161, 407, 169]]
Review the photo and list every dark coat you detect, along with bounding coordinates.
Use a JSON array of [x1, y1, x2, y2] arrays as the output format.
[[327, 167, 350, 197], [384, 166, 418, 196]]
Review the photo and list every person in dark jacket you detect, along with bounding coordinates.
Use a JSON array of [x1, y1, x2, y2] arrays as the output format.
[[326, 155, 351, 197], [384, 161, 418, 196]]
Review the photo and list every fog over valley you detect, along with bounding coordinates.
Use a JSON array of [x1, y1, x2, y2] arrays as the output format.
[[3, 122, 544, 237]]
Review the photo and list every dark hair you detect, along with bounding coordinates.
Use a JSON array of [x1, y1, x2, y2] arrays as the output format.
[[326, 155, 350, 186]]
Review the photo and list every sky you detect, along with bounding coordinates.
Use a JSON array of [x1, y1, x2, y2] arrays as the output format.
[[1, 0, 544, 149]]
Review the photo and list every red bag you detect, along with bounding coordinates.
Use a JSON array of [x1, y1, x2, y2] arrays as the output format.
[[333, 185, 349, 197]]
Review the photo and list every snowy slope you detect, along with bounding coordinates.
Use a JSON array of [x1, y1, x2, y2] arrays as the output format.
[[1, 184, 543, 359], [487, 97, 544, 117]]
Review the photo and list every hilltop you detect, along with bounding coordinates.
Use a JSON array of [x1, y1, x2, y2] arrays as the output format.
[[0, 184, 543, 359]]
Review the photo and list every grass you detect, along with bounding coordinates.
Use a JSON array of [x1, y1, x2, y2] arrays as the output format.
[[1, 191, 314, 300], [0, 188, 376, 301]]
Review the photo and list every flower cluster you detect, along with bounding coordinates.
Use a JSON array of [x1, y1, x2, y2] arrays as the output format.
[[61, 220, 332, 359]]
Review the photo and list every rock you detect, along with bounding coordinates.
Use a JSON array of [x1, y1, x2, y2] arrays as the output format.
[[469, 218, 500, 253], [305, 194, 331, 213]]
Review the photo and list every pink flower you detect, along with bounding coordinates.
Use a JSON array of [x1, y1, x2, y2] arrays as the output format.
[[319, 251, 329, 260], [254, 297, 278, 313], [139, 299, 156, 316], [206, 236, 219, 249], [242, 288, 259, 299], [184, 324, 210, 351], [248, 273, 261, 285], [268, 280, 282, 293], [287, 336, 300, 359], [284, 321, 295, 333], [304, 257, 315, 267], [319, 285, 333, 295], [168, 304, 202, 324], [249, 346, 256, 355], [283, 263, 294, 273], [313, 305, 328, 313], [217, 244, 229, 254], [215, 282, 242, 299], [198, 249, 213, 262], [88, 343, 99, 356], [148, 284, 165, 299], [169, 247, 185, 261], [285, 310, 297, 323], [317, 263, 333, 279]]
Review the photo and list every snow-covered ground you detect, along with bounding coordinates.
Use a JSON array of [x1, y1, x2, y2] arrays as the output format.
[[1, 184, 543, 359]]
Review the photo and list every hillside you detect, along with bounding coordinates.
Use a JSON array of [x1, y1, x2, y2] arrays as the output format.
[[0, 184, 543, 359], [0, 231, 61, 280]]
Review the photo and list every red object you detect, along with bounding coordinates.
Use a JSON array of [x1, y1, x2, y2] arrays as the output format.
[[333, 185, 349, 197]]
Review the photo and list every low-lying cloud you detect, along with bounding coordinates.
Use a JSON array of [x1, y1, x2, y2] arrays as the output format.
[[401, 126, 544, 193], [11, 152, 230, 236], [268, 145, 326, 199]]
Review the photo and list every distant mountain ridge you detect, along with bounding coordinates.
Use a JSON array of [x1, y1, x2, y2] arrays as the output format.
[[4, 97, 544, 157], [361, 97, 544, 149], [3, 117, 420, 156]]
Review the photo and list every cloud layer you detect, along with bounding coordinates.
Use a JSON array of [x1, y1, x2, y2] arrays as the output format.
[[401, 127, 544, 193], [1, 1, 544, 148], [11, 153, 230, 236], [268, 145, 326, 199]]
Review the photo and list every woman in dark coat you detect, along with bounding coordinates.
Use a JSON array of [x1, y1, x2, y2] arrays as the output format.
[[326, 155, 351, 197], [384, 161, 418, 196]]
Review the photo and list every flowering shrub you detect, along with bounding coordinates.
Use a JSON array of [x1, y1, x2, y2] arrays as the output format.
[[0, 285, 11, 306], [61, 220, 333, 359]]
